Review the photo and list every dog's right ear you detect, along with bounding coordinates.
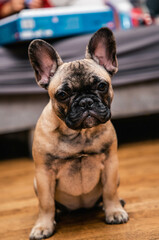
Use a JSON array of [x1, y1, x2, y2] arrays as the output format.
[[28, 39, 63, 89]]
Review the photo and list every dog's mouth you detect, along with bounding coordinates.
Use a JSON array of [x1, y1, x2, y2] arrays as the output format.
[[65, 109, 111, 130], [80, 111, 101, 128]]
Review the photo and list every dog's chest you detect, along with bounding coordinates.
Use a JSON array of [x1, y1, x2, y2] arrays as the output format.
[[56, 153, 105, 196], [45, 127, 111, 196]]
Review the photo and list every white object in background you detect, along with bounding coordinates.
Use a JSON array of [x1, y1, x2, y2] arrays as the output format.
[[48, 0, 104, 7], [72, 0, 104, 6], [48, 0, 74, 6], [107, 0, 132, 12]]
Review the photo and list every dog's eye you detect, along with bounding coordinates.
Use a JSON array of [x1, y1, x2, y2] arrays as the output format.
[[97, 82, 108, 92], [56, 91, 68, 101]]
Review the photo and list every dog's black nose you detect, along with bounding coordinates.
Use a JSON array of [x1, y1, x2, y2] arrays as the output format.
[[79, 98, 93, 108]]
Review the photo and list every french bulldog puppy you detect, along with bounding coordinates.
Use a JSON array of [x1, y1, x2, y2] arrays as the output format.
[[28, 27, 128, 240]]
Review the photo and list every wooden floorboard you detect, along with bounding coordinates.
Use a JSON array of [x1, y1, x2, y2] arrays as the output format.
[[0, 140, 159, 240]]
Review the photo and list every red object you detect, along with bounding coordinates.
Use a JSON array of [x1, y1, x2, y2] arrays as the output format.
[[0, 0, 7, 9], [43, 0, 54, 8], [131, 7, 152, 27], [0, 0, 54, 19]]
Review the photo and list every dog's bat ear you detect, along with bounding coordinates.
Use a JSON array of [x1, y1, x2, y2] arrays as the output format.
[[85, 27, 118, 76], [28, 39, 63, 89]]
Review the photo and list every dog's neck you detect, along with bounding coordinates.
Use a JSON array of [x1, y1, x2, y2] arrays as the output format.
[[56, 116, 110, 141]]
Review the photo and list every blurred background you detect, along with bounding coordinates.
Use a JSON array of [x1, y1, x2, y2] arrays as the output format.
[[0, 0, 159, 159]]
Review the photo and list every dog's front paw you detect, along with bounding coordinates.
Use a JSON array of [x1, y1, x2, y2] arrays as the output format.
[[29, 220, 55, 240], [105, 208, 129, 224]]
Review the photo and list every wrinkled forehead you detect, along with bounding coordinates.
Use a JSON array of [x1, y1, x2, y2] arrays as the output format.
[[49, 59, 111, 93]]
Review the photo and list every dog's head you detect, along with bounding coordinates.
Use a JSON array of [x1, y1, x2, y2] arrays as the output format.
[[28, 28, 118, 130]]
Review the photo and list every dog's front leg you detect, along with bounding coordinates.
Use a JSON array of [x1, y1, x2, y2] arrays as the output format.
[[30, 167, 56, 240], [102, 140, 129, 224]]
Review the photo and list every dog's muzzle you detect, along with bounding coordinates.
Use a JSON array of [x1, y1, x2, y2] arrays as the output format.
[[65, 95, 111, 130]]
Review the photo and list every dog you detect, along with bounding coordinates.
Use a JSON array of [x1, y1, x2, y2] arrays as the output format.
[[28, 27, 129, 240]]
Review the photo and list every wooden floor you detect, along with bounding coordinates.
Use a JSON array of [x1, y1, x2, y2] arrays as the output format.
[[0, 139, 159, 240]]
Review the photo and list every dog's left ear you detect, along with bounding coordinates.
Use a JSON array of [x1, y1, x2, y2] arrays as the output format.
[[85, 27, 118, 76]]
